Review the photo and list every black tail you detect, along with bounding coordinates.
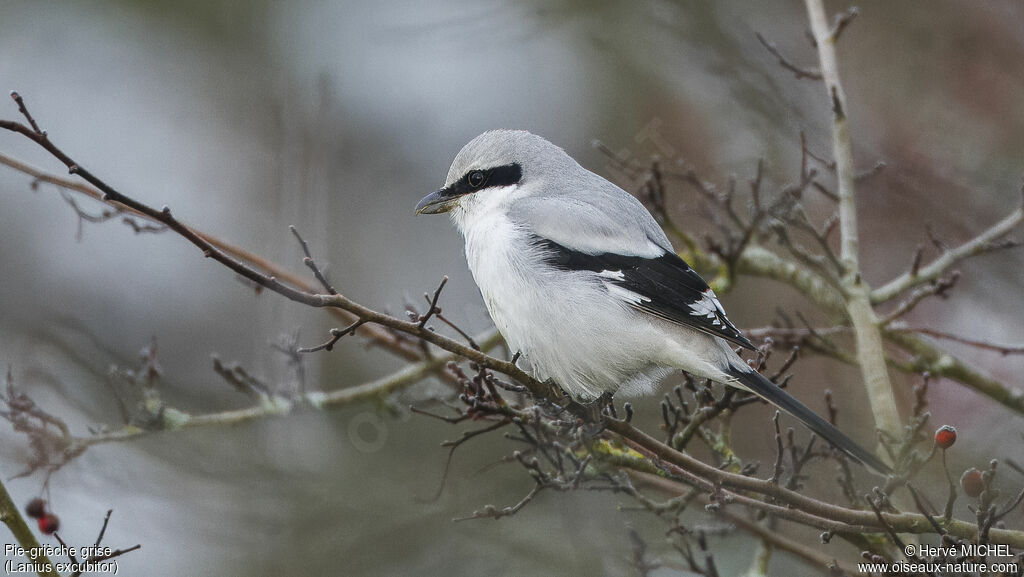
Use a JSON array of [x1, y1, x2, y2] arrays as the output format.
[[731, 369, 892, 475]]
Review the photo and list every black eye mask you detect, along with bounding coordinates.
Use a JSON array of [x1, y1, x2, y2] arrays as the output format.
[[443, 163, 523, 198]]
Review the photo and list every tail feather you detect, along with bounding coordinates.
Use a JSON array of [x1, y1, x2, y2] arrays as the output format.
[[730, 369, 892, 475]]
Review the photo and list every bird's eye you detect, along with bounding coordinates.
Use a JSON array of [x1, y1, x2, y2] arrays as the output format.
[[467, 170, 486, 188]]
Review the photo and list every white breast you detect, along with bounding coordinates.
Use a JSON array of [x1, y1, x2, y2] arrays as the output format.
[[453, 189, 537, 358], [450, 186, 681, 401]]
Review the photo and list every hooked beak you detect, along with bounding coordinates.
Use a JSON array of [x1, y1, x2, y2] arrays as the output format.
[[414, 189, 457, 215]]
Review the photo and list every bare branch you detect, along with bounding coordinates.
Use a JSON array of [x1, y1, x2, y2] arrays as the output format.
[[211, 355, 272, 397], [0, 151, 427, 364], [755, 32, 822, 80], [10, 91, 43, 134], [61, 328, 501, 453], [878, 271, 960, 324], [805, 0, 901, 443], [418, 276, 449, 328], [65, 510, 142, 577], [453, 482, 544, 522], [890, 326, 1024, 356], [872, 201, 1023, 303], [854, 160, 885, 182], [885, 330, 1024, 415], [605, 417, 1024, 546], [290, 225, 337, 294], [829, 7, 859, 42], [297, 320, 366, 354]]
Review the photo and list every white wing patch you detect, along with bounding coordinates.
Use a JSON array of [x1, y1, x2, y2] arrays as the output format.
[[601, 270, 650, 305], [689, 289, 732, 330], [607, 284, 650, 305]]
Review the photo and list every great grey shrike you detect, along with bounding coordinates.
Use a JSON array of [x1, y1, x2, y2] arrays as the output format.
[[415, 129, 889, 474]]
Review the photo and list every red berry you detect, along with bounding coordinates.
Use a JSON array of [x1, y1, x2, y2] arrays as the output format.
[[961, 468, 984, 498], [24, 498, 46, 519], [935, 425, 957, 449], [37, 513, 59, 534]]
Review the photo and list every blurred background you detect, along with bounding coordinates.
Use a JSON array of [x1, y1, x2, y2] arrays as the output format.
[[1, 0, 1022, 575]]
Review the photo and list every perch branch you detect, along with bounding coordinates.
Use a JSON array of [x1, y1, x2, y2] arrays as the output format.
[[604, 418, 1024, 547]]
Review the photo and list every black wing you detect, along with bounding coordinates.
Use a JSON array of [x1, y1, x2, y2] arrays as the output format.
[[533, 236, 756, 350]]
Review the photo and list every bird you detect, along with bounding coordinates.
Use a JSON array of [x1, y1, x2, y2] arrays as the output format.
[[415, 129, 891, 474]]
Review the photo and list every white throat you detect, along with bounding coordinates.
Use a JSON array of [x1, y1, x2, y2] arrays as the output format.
[[449, 183, 526, 235]]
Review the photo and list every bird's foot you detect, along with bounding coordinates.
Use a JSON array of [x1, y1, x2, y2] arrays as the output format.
[[565, 392, 616, 438]]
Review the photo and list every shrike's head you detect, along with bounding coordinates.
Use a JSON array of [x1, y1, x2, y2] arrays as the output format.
[[414, 130, 576, 219]]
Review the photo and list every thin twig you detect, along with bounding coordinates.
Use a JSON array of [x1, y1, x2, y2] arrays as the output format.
[[418, 276, 449, 328], [10, 92, 42, 134], [873, 195, 1023, 303], [290, 225, 337, 294], [829, 7, 859, 42], [878, 272, 960, 325], [885, 330, 1024, 415], [755, 32, 822, 80], [453, 482, 544, 522], [297, 320, 367, 353], [889, 326, 1024, 356]]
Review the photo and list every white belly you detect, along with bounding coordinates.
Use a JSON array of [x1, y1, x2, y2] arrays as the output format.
[[456, 206, 675, 401]]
